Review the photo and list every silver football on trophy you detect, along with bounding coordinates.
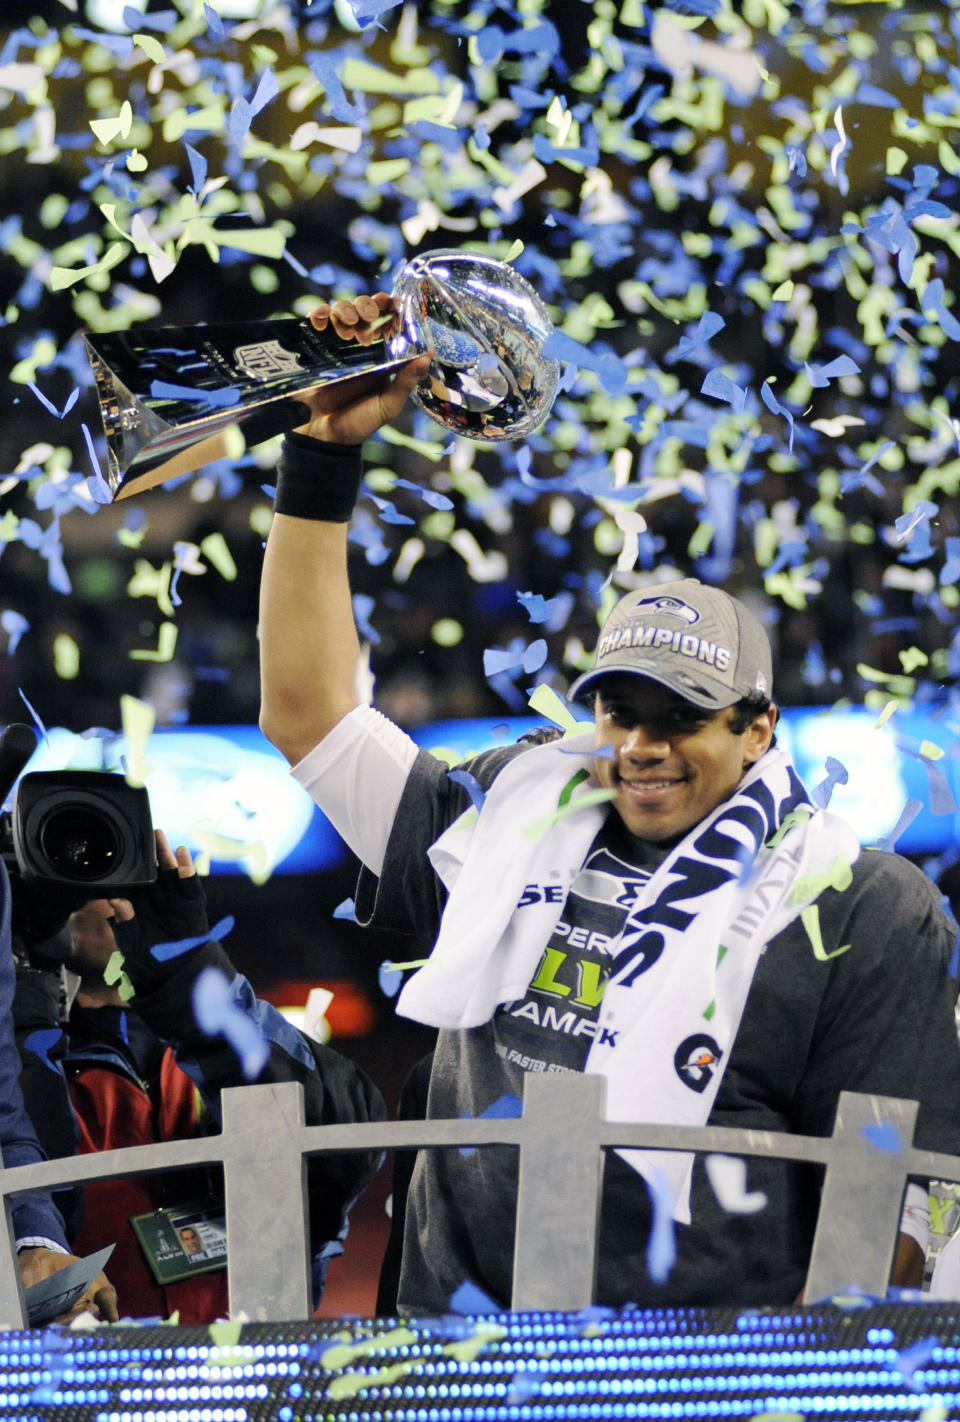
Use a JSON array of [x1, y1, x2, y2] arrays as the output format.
[[389, 249, 560, 441]]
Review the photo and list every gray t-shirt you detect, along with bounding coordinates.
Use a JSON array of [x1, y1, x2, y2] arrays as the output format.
[[358, 744, 960, 1314]]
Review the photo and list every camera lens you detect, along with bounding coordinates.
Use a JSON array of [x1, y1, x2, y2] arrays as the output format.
[[39, 805, 122, 881]]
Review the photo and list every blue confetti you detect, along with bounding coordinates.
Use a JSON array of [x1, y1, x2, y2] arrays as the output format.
[[921, 279, 960, 340], [17, 688, 49, 743], [446, 767, 486, 811], [506, 1369, 543, 1403], [352, 592, 380, 644], [84, 468, 114, 507], [228, 96, 253, 144], [475, 20, 559, 63], [923, 761, 958, 817], [348, 0, 406, 21], [27, 381, 79, 419], [149, 381, 241, 407], [305, 52, 365, 124], [516, 589, 575, 632], [893, 1336, 938, 1389], [192, 965, 269, 1080], [876, 797, 924, 853], [483, 639, 548, 678], [459, 1093, 523, 1156], [667, 311, 726, 365], [894, 499, 938, 546], [701, 368, 748, 414], [804, 354, 860, 387], [811, 756, 849, 809], [759, 380, 796, 451], [855, 82, 900, 108], [184, 142, 208, 193], [861, 1122, 902, 1153], [378, 961, 404, 997], [151, 913, 234, 962], [645, 1169, 677, 1284], [839, 440, 892, 496], [23, 1028, 64, 1074], [369, 495, 416, 526], [332, 898, 357, 920], [560, 742, 614, 758], [541, 330, 628, 395], [479, 1093, 522, 1122], [249, 67, 279, 118], [949, 926, 960, 980], [1, 610, 29, 654], [449, 1280, 501, 1315], [940, 538, 960, 586]]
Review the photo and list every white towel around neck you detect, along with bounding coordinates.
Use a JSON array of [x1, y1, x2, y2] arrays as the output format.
[[396, 736, 861, 1220]]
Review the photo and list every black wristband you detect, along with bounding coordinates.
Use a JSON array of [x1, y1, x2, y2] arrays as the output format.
[[274, 431, 363, 523]]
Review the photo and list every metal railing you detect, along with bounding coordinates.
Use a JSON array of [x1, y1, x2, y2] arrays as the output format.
[[1, 1074, 953, 1328]]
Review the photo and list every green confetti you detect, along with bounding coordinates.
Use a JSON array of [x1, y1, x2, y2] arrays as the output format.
[[800, 904, 851, 961], [523, 787, 617, 840], [104, 950, 135, 1001], [130, 622, 179, 663], [328, 1363, 416, 1398], [200, 531, 237, 581], [898, 646, 929, 674], [207, 1320, 243, 1348], [133, 33, 167, 66], [442, 1321, 508, 1362], [431, 619, 463, 646], [526, 683, 585, 733], [49, 241, 128, 290], [320, 1327, 419, 1370], [52, 633, 79, 679], [792, 852, 855, 908]]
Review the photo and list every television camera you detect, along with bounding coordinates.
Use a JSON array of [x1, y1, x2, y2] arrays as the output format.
[[0, 723, 156, 896]]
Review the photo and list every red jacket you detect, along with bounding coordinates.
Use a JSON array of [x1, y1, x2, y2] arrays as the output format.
[[68, 1046, 228, 1325]]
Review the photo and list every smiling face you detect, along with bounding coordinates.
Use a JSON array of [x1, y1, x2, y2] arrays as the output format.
[[591, 676, 777, 842]]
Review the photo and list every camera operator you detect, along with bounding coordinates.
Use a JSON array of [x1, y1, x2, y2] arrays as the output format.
[[12, 828, 386, 1324], [1, 856, 119, 1323]]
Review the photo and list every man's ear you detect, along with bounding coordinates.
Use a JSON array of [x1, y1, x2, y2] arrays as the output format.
[[742, 704, 778, 766]]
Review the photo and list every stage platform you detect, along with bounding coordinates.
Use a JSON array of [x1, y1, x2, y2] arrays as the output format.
[[2, 1300, 960, 1420], [5, 1080, 960, 1417]]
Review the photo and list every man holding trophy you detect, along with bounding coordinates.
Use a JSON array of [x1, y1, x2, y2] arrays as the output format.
[[252, 280, 960, 1314]]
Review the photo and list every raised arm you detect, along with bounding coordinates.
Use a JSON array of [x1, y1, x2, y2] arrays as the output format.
[[258, 293, 430, 765]]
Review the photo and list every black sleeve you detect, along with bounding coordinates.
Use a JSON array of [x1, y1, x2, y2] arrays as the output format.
[[130, 941, 388, 1252], [354, 742, 530, 935], [11, 966, 84, 1237], [12, 968, 76, 1160], [795, 852, 960, 1154], [375, 1049, 434, 1316]]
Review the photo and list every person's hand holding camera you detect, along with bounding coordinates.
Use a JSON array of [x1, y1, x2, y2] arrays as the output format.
[[108, 830, 208, 993]]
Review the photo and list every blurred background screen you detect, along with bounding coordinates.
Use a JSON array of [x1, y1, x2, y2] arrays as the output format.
[[10, 706, 959, 875]]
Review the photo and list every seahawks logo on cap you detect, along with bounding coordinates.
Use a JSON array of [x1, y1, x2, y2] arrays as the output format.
[[635, 595, 700, 625]]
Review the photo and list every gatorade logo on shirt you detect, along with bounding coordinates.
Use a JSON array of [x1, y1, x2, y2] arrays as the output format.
[[674, 1033, 723, 1094]]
